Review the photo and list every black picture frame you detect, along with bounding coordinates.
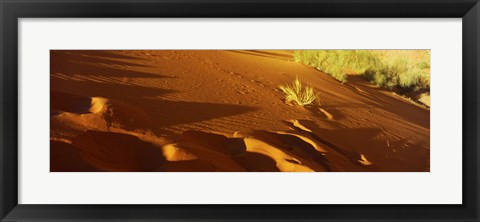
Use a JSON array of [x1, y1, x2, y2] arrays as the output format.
[[1, 0, 479, 221]]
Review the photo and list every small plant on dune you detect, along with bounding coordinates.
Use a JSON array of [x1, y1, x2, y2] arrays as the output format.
[[279, 77, 316, 106]]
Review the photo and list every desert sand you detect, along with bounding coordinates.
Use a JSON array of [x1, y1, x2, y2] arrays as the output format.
[[50, 50, 430, 172]]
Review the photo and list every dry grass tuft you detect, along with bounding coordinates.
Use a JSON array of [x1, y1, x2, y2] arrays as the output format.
[[279, 78, 316, 106]]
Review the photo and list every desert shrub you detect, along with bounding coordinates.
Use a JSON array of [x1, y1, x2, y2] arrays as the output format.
[[416, 61, 430, 69], [294, 50, 430, 90], [295, 51, 335, 81], [294, 50, 382, 83], [363, 58, 430, 90], [279, 77, 316, 106]]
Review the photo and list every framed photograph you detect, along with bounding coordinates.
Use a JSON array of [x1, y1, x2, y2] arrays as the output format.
[[1, 0, 479, 221]]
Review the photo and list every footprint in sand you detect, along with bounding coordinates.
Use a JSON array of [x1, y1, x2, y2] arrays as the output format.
[[318, 108, 334, 120], [358, 154, 373, 166], [236, 90, 247, 95], [89, 97, 109, 113], [285, 159, 301, 164], [353, 86, 366, 93], [289, 119, 313, 132], [352, 85, 371, 96]]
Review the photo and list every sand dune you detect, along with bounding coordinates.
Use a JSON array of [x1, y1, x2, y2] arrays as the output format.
[[50, 50, 429, 172]]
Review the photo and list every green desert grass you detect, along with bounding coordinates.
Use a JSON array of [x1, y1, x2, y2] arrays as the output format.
[[294, 50, 430, 91], [279, 77, 316, 106]]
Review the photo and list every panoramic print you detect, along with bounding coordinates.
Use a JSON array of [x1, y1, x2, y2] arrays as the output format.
[[50, 50, 430, 172]]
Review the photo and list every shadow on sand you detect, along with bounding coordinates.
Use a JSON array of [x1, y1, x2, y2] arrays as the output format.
[[251, 130, 331, 171], [286, 119, 429, 172], [344, 75, 430, 129], [51, 50, 167, 78], [51, 50, 258, 130], [227, 50, 293, 61], [182, 130, 280, 172]]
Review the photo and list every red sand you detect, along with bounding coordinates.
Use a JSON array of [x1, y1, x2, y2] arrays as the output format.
[[50, 50, 429, 172]]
